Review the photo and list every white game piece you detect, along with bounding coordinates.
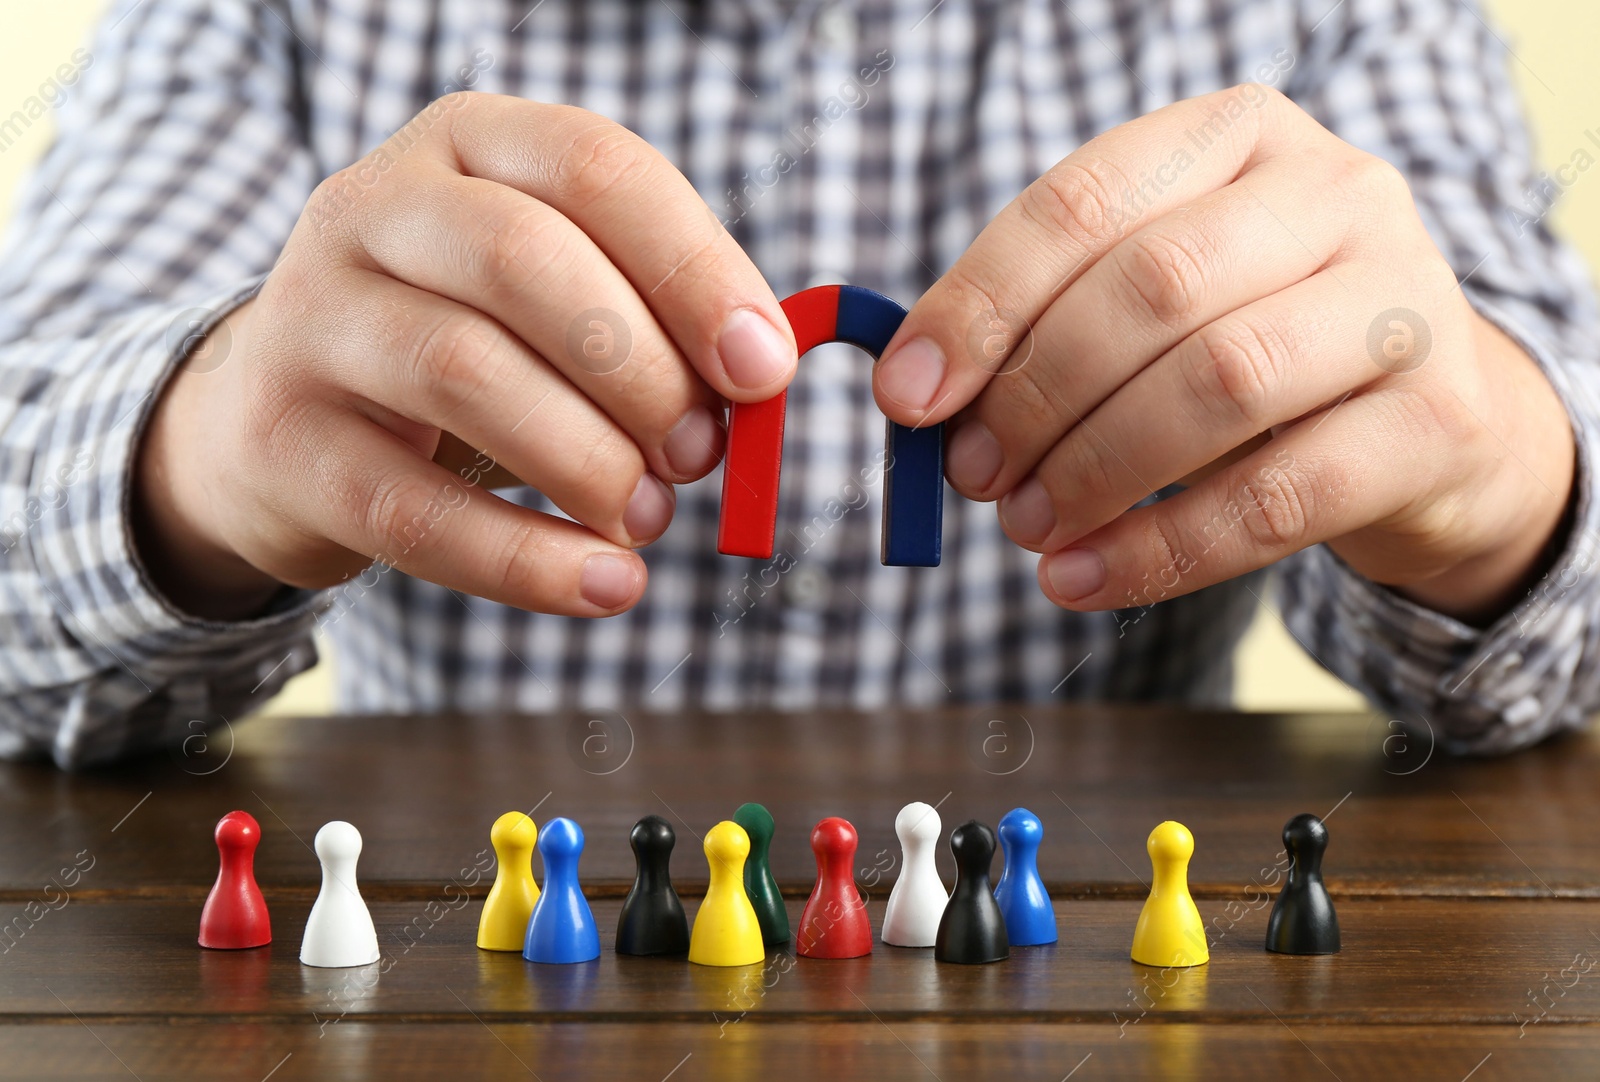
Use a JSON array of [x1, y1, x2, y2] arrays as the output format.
[[300, 821, 381, 968], [882, 801, 949, 947]]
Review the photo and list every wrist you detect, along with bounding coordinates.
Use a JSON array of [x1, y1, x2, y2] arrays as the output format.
[[1394, 313, 1577, 625], [132, 300, 284, 620]]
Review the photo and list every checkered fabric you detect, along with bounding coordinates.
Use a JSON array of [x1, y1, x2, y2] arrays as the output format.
[[1, 0, 1596, 766]]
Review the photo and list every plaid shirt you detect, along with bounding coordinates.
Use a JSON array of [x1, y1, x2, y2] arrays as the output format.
[[2, 0, 1597, 767]]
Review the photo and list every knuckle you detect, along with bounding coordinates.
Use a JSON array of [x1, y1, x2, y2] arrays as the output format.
[[1190, 318, 1288, 429], [943, 262, 1027, 372], [245, 381, 319, 466], [1420, 253, 1464, 298], [1359, 155, 1412, 202], [1136, 512, 1188, 594], [553, 118, 648, 211], [569, 431, 639, 504], [1023, 161, 1127, 250], [1240, 462, 1315, 550], [1251, 82, 1292, 113], [359, 471, 440, 553], [983, 356, 1067, 444], [436, 89, 476, 114], [1388, 383, 1473, 456], [945, 262, 1011, 327], [1009, 367, 1066, 433], [494, 520, 552, 601], [1120, 230, 1212, 326], [468, 205, 572, 294], [1057, 429, 1123, 504], [410, 313, 501, 415], [651, 231, 724, 301], [305, 168, 367, 225], [1336, 152, 1410, 206]]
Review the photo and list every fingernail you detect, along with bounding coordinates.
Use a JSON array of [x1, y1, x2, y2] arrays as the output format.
[[1043, 548, 1106, 603], [623, 473, 675, 544], [876, 337, 946, 412], [718, 308, 793, 391], [664, 405, 724, 479], [946, 422, 1003, 494], [998, 477, 1056, 546], [580, 553, 642, 609]]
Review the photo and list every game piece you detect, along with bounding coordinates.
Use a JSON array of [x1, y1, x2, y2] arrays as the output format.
[[935, 819, 1009, 964], [476, 811, 540, 951], [881, 801, 948, 947], [797, 816, 872, 958], [1130, 821, 1209, 968], [523, 817, 601, 964], [1265, 813, 1341, 955], [198, 810, 270, 950], [688, 821, 766, 967], [299, 821, 380, 968], [993, 807, 1058, 947], [717, 284, 945, 566], [733, 802, 789, 946], [615, 815, 690, 956]]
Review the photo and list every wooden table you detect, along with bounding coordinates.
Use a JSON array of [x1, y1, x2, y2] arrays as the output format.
[[2, 706, 1597, 1080]]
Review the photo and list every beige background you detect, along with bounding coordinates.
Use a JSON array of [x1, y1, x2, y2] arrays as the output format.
[[4, 1, 1595, 716]]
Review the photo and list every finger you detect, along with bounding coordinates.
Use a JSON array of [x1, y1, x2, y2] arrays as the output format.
[[945, 158, 1359, 499], [1033, 393, 1420, 611], [320, 272, 675, 549], [352, 169, 726, 484], [874, 84, 1329, 425], [440, 96, 797, 400], [998, 269, 1377, 553], [306, 414, 647, 616]]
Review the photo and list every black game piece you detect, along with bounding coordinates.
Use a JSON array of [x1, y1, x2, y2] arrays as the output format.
[[615, 815, 690, 956], [1265, 813, 1341, 955], [934, 820, 1010, 964]]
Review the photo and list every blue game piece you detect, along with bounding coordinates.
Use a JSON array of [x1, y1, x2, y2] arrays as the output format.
[[993, 808, 1058, 946], [523, 817, 601, 963]]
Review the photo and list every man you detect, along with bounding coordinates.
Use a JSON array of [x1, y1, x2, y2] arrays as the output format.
[[1, 0, 1595, 767]]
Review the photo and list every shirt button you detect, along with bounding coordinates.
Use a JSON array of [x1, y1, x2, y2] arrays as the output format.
[[784, 564, 829, 607], [815, 4, 855, 48]]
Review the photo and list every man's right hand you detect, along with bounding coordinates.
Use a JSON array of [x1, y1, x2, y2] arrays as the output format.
[[133, 94, 796, 621]]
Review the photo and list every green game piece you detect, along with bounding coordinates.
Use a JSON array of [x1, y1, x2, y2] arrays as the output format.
[[733, 802, 789, 946]]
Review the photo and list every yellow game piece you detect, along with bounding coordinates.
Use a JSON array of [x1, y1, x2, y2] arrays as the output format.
[[477, 811, 540, 951], [1130, 821, 1209, 968], [688, 821, 766, 967]]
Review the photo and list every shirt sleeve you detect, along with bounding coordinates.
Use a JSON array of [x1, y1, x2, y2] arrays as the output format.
[[0, 0, 329, 768], [1275, 0, 1600, 753]]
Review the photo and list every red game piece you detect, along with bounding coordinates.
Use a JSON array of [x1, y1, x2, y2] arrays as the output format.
[[199, 810, 271, 950], [796, 816, 872, 958]]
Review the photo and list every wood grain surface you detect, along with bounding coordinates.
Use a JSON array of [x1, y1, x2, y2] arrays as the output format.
[[4, 896, 1599, 1024], [4, 1023, 1590, 1082], [0, 708, 1588, 896], [1, 708, 1594, 1080]]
